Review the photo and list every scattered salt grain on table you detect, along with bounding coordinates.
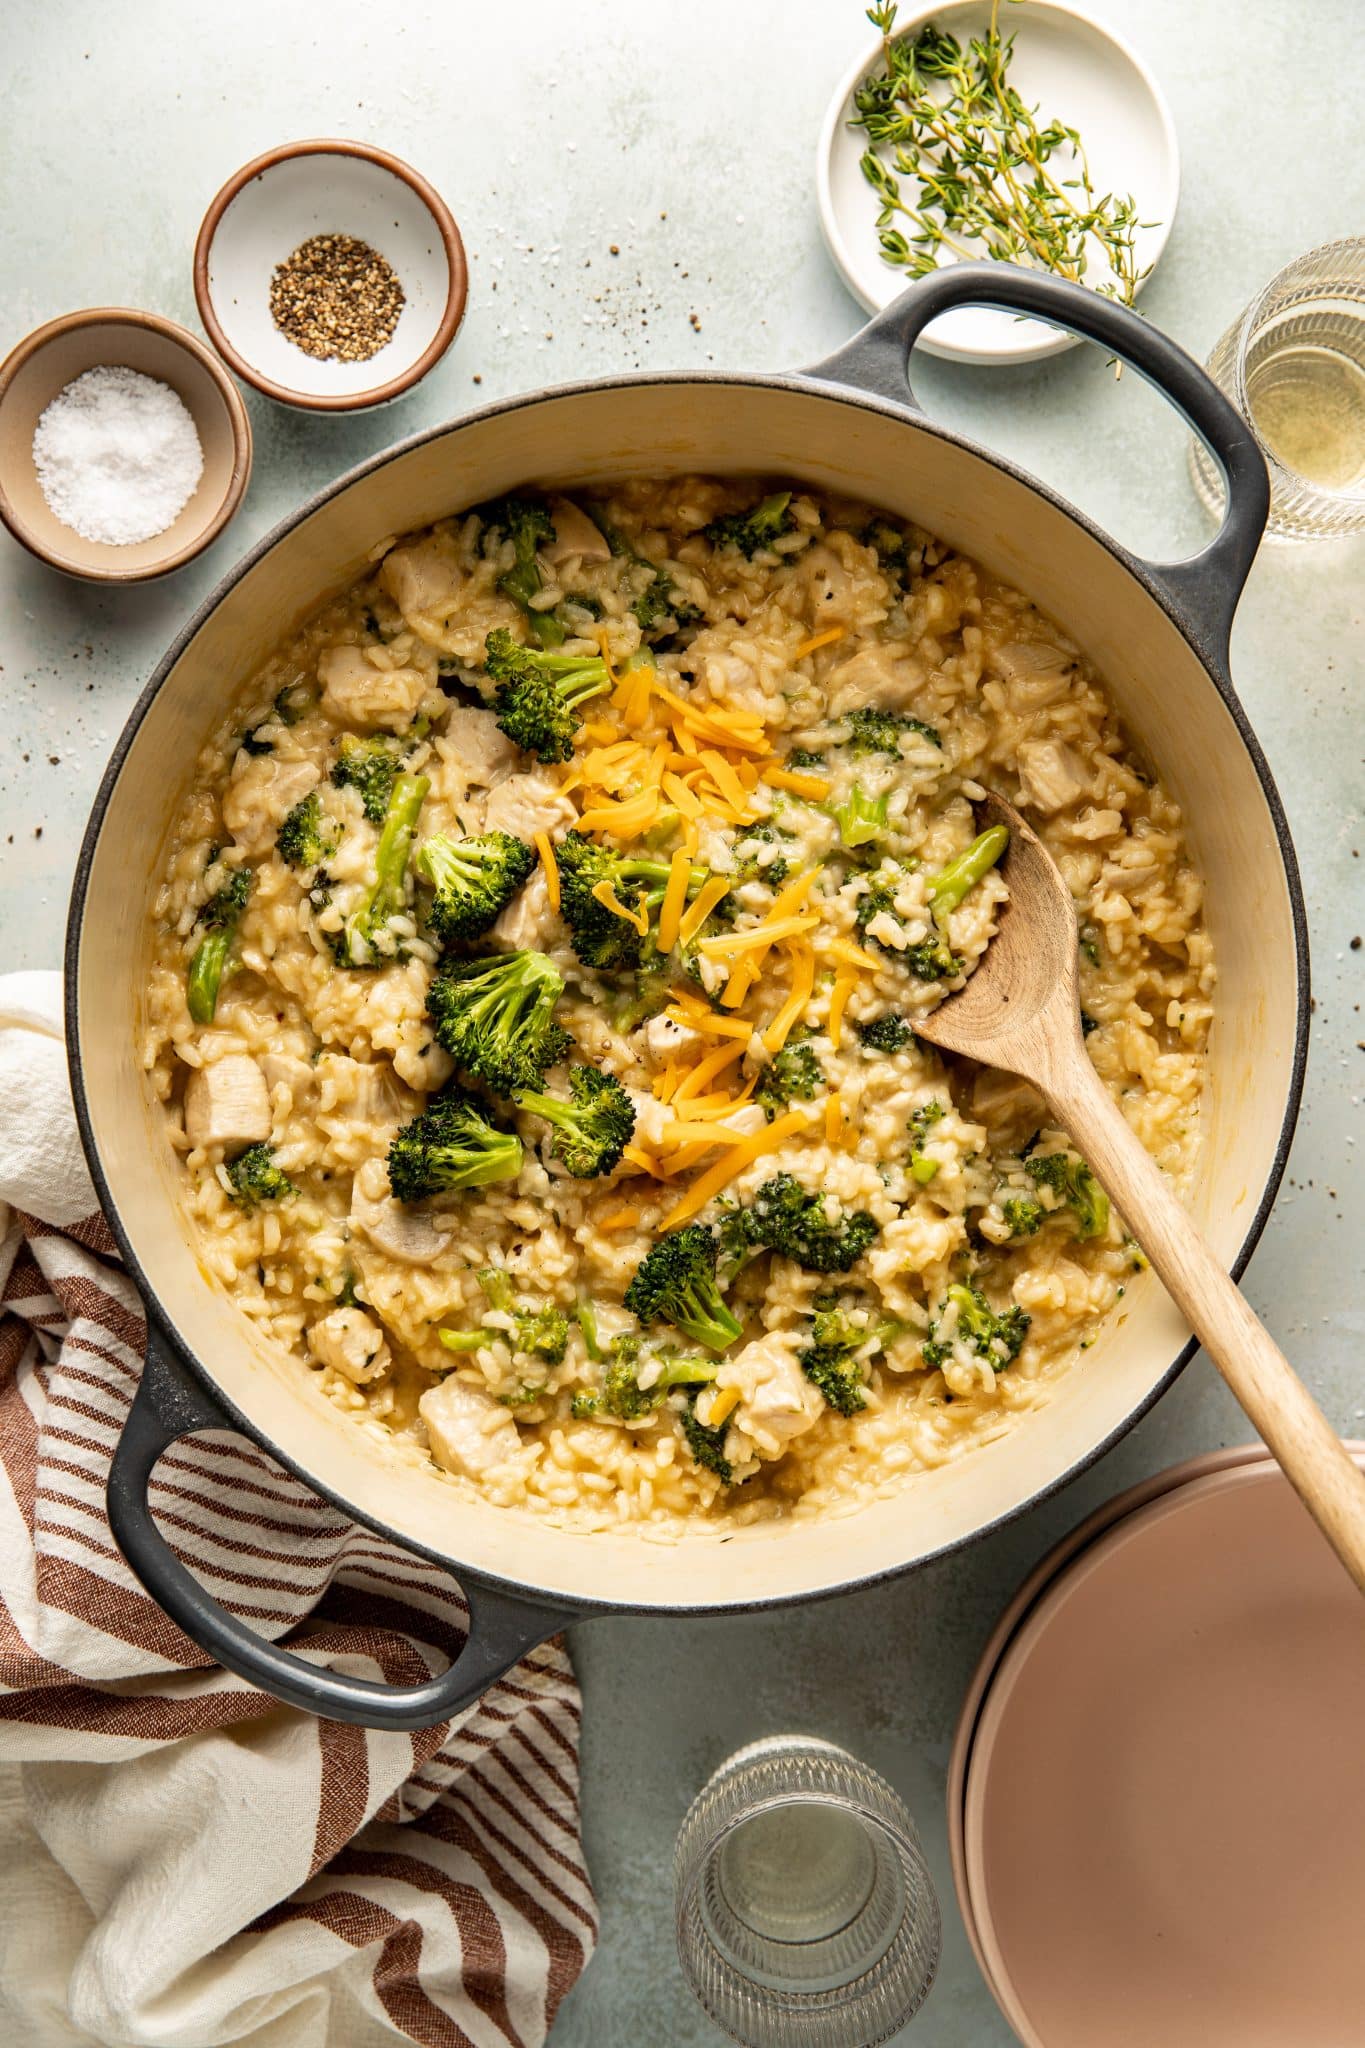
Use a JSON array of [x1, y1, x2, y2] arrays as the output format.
[[32, 365, 204, 546]]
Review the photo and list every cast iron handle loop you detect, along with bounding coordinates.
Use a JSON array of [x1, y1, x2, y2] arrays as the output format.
[[107, 1333, 573, 1731], [805, 261, 1270, 664]]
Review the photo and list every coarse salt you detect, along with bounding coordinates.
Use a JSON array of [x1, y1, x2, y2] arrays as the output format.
[[32, 365, 204, 546]]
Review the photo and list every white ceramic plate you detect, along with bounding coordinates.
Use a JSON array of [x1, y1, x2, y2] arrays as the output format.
[[816, 0, 1180, 364]]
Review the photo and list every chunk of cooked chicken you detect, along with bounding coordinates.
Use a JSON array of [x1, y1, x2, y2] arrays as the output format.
[[184, 1055, 271, 1150], [489, 868, 563, 953], [318, 645, 430, 734], [719, 1330, 823, 1460], [350, 1158, 453, 1263], [826, 642, 927, 717], [380, 535, 461, 620], [639, 1011, 703, 1068], [799, 541, 865, 627], [222, 756, 320, 856], [543, 496, 612, 566], [258, 1052, 315, 1107], [308, 1306, 391, 1384], [315, 1053, 412, 1127], [441, 705, 521, 787], [1017, 738, 1090, 814], [481, 769, 578, 842], [420, 1377, 522, 1480]]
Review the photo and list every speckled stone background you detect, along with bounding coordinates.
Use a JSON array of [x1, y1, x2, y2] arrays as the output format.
[[2, 2, 1361, 2042]]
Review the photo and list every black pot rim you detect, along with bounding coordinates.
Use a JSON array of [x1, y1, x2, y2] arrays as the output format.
[[64, 364, 1311, 1622]]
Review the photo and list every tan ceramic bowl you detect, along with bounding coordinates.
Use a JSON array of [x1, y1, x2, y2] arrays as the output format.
[[0, 308, 252, 584], [194, 140, 468, 412]]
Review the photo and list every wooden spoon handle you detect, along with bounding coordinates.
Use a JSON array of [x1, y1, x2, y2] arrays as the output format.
[[1046, 1049, 1365, 1595]]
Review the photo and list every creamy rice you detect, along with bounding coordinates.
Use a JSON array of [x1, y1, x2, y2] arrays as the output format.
[[143, 478, 1212, 1532]]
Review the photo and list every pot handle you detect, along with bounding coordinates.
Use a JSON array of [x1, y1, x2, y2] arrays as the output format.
[[107, 1333, 574, 1731], [805, 262, 1270, 663]]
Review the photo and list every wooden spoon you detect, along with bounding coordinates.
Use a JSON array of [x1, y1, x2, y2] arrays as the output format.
[[915, 792, 1365, 1595]]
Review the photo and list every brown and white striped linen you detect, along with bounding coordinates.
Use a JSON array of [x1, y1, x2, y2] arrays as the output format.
[[0, 974, 597, 2048]]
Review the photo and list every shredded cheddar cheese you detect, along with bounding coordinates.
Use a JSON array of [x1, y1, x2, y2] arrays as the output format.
[[827, 973, 857, 1050], [761, 942, 816, 1053], [534, 832, 560, 911], [662, 1108, 814, 1229], [764, 766, 832, 799], [696, 913, 819, 958], [598, 1205, 642, 1233], [657, 849, 695, 954], [677, 877, 731, 946], [791, 626, 847, 661], [590, 878, 649, 935], [824, 1092, 843, 1143]]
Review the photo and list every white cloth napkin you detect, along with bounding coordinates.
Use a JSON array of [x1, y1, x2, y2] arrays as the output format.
[[0, 971, 596, 2048]]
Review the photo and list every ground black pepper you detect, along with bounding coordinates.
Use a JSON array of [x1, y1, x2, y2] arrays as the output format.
[[268, 233, 406, 364]]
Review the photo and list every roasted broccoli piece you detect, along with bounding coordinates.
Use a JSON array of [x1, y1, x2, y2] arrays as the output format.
[[734, 1174, 879, 1274], [439, 1267, 568, 1368], [926, 824, 1009, 921], [833, 784, 890, 850], [483, 627, 610, 763], [425, 949, 570, 1095], [755, 1043, 823, 1123], [1027, 1150, 1111, 1239], [624, 1225, 743, 1353], [415, 829, 535, 945], [703, 490, 794, 558], [334, 772, 429, 967], [386, 1088, 523, 1202], [223, 1141, 295, 1208], [554, 832, 707, 972], [513, 1064, 636, 1177], [187, 865, 252, 1024], [277, 791, 340, 870], [843, 706, 942, 754], [923, 1282, 1030, 1371], [480, 495, 565, 648], [330, 733, 406, 823], [681, 1402, 734, 1482], [908, 1099, 946, 1184], [1001, 1194, 1045, 1237], [856, 1013, 915, 1054]]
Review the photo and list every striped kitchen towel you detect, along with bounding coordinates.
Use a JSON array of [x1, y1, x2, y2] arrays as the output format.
[[0, 972, 597, 2048]]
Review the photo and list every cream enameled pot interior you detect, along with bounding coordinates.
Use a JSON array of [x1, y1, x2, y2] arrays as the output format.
[[75, 379, 1301, 1611]]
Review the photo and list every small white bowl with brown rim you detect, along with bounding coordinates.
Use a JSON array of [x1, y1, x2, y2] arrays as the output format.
[[194, 139, 469, 412], [0, 307, 252, 584]]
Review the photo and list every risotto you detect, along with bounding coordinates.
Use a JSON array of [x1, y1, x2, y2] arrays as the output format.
[[143, 479, 1213, 1531]]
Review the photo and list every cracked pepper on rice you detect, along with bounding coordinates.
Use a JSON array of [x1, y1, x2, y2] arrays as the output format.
[[143, 479, 1212, 1530]]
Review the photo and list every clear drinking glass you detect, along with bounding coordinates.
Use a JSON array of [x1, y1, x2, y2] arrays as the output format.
[[674, 1735, 941, 2047], [1189, 236, 1365, 541]]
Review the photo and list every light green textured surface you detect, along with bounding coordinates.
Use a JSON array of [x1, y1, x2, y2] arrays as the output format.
[[1, 3, 1361, 2042]]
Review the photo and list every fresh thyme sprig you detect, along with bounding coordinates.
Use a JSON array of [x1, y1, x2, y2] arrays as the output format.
[[853, 0, 1155, 307]]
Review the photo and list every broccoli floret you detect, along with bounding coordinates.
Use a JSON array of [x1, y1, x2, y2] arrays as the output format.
[[788, 747, 826, 769], [843, 706, 942, 755], [798, 1296, 898, 1415], [703, 490, 794, 558], [415, 829, 535, 945], [555, 832, 707, 972], [333, 772, 429, 968], [859, 517, 910, 577], [483, 627, 610, 763], [624, 1225, 743, 1353], [187, 865, 252, 1024], [480, 496, 565, 649], [223, 1142, 295, 1208], [755, 1043, 823, 1123], [856, 1014, 915, 1054], [923, 1282, 1031, 1371], [926, 824, 1009, 922], [426, 949, 570, 1095], [833, 784, 890, 850], [440, 1268, 568, 1366], [732, 821, 792, 888], [330, 733, 406, 823], [737, 1174, 879, 1273], [1027, 1150, 1111, 1239], [578, 1339, 717, 1421], [1002, 1195, 1044, 1237], [514, 1064, 636, 1177], [387, 1088, 523, 1202], [681, 1402, 734, 1482], [277, 791, 340, 870], [855, 882, 959, 980], [609, 964, 671, 1033], [631, 565, 701, 638], [908, 1099, 946, 1184]]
